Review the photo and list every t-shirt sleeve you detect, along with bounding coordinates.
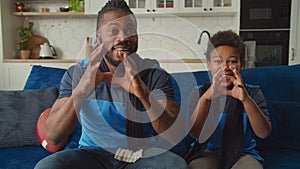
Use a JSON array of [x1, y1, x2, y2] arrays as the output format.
[[188, 83, 210, 117], [149, 69, 176, 101], [248, 87, 271, 121], [58, 63, 84, 98]]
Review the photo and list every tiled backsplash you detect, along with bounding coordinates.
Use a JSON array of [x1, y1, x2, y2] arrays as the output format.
[[28, 16, 236, 60], [25, 3, 238, 61]]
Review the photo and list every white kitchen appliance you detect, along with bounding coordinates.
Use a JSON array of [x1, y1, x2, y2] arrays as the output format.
[[39, 42, 56, 59]]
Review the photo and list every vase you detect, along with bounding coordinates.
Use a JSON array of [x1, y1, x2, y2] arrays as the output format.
[[19, 50, 31, 59]]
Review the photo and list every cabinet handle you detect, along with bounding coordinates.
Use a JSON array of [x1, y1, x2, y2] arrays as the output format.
[[152, 9, 156, 12], [204, 8, 207, 11], [291, 48, 295, 61], [147, 9, 150, 12], [209, 8, 213, 11]]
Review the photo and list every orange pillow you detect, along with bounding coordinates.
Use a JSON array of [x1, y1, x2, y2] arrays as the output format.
[[36, 108, 69, 153]]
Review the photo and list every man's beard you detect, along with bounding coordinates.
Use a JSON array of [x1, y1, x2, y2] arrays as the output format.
[[104, 54, 126, 77], [104, 54, 122, 67]]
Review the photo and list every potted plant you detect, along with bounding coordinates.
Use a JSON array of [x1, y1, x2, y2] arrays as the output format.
[[16, 22, 32, 59], [68, 0, 84, 12]]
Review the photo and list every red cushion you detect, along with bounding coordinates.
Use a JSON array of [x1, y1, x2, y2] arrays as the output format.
[[36, 108, 69, 153]]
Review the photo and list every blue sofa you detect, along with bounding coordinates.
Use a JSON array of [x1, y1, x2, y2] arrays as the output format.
[[1, 64, 300, 169]]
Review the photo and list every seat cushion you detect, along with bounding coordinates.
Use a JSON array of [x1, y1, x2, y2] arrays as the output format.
[[0, 146, 51, 169], [261, 149, 300, 169], [256, 101, 300, 150]]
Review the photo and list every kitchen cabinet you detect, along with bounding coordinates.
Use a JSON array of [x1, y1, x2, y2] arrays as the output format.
[[289, 0, 300, 65], [84, 0, 106, 15], [179, 0, 237, 15], [85, 0, 236, 15], [2, 62, 70, 90], [125, 0, 178, 14]]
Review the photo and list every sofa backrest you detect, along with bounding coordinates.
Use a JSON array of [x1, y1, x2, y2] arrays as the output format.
[[25, 64, 300, 151], [24, 65, 67, 91], [171, 64, 300, 151], [241, 64, 300, 102]]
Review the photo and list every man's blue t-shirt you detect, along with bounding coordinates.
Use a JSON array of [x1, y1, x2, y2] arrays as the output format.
[[58, 54, 176, 150]]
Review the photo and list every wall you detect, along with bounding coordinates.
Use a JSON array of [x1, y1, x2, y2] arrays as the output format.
[[0, 0, 23, 59], [289, 0, 300, 65], [18, 2, 238, 67], [26, 15, 237, 64], [0, 0, 3, 89]]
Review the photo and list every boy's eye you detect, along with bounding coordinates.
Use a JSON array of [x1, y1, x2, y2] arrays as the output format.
[[227, 60, 239, 65]]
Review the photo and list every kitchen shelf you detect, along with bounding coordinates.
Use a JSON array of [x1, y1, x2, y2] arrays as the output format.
[[3, 59, 78, 63], [16, 0, 68, 2], [12, 12, 86, 17]]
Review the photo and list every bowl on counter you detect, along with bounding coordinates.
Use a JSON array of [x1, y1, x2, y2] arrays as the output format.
[[59, 6, 70, 12]]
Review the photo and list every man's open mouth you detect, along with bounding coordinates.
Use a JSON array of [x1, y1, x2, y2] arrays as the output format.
[[112, 45, 131, 53]]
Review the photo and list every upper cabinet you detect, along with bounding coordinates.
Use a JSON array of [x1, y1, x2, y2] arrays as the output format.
[[125, 0, 178, 14], [84, 0, 236, 16], [179, 0, 237, 15], [84, 0, 106, 15]]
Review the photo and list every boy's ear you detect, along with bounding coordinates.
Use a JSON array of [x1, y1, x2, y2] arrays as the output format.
[[240, 59, 246, 69], [207, 60, 212, 70]]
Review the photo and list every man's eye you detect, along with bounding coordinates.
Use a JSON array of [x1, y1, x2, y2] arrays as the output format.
[[109, 29, 118, 34], [214, 60, 222, 64], [126, 29, 136, 36]]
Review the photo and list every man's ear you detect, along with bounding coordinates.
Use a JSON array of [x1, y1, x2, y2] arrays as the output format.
[[96, 33, 102, 45]]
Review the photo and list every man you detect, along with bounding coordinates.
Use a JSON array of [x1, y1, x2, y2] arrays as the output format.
[[34, 0, 187, 169]]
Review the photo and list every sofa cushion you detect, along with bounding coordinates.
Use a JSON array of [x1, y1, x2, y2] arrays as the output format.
[[24, 65, 66, 91], [0, 146, 51, 169], [0, 88, 58, 148], [261, 149, 300, 169], [256, 101, 300, 150]]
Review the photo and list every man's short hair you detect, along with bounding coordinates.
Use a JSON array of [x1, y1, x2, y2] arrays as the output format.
[[96, 0, 135, 30]]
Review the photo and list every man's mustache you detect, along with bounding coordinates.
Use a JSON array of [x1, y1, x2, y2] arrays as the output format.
[[111, 41, 132, 50]]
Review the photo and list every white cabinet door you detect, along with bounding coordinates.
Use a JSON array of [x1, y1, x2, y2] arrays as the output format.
[[0, 63, 5, 90], [3, 63, 32, 90], [2, 63, 70, 90], [179, 0, 208, 13], [289, 0, 300, 65], [126, 0, 149, 13], [207, 0, 237, 13], [179, 0, 237, 15], [85, 0, 107, 15], [126, 0, 178, 14], [152, 0, 178, 13]]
